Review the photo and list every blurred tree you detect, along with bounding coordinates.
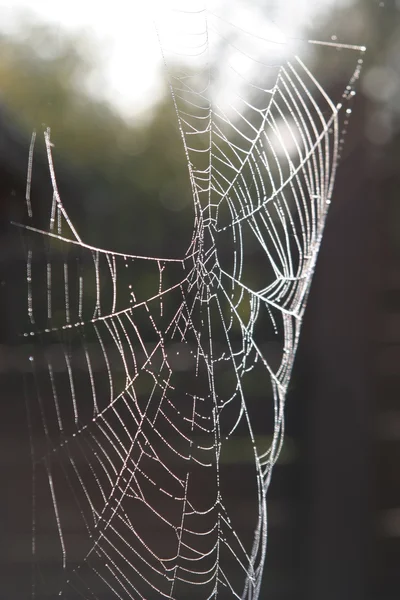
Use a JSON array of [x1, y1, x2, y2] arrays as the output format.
[[0, 19, 193, 257]]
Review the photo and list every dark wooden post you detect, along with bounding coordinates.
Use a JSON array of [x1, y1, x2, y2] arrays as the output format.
[[296, 133, 377, 600]]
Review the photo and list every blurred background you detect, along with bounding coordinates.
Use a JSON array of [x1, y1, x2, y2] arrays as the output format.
[[0, 0, 399, 598]]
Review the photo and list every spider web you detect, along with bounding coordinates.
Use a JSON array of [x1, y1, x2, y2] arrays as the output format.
[[14, 4, 365, 599]]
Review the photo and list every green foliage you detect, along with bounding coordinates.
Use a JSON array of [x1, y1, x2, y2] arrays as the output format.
[[0, 20, 193, 256]]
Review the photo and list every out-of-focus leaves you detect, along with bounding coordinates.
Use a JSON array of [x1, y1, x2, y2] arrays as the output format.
[[0, 19, 193, 257]]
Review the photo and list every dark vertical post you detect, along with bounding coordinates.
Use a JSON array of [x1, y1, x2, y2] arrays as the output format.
[[297, 135, 376, 600]]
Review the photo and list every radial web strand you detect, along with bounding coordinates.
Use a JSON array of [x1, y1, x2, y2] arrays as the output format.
[[14, 3, 365, 599]]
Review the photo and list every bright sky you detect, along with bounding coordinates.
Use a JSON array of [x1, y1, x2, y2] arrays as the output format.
[[0, 0, 341, 119]]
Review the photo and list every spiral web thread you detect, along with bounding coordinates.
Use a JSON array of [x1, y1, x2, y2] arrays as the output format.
[[15, 4, 365, 599]]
